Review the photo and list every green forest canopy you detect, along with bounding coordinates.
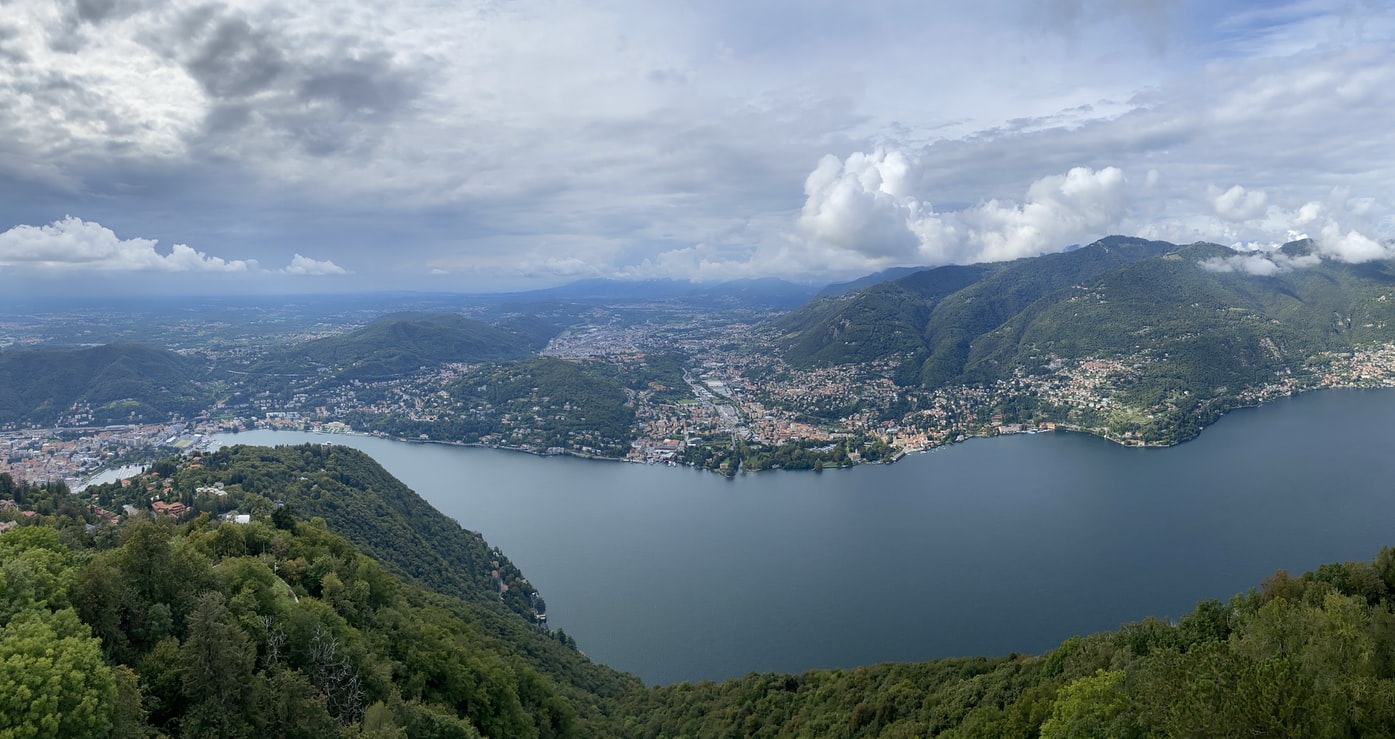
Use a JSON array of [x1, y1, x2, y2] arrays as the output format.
[[6, 450, 1395, 737]]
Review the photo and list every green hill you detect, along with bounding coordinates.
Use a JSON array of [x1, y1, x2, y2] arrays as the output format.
[[774, 237, 1395, 441], [776, 236, 1180, 375], [183, 444, 550, 621], [0, 343, 209, 426], [345, 357, 638, 457], [4, 463, 636, 738], [266, 313, 558, 380]]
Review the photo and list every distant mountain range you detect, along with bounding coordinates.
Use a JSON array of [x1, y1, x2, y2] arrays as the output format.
[[253, 312, 559, 380]]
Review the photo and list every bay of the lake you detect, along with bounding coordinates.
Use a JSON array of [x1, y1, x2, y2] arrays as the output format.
[[221, 389, 1395, 685]]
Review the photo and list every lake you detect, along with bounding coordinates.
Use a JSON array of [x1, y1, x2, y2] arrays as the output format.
[[221, 389, 1395, 685]]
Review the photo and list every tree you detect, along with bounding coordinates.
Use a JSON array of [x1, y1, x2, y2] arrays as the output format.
[[180, 591, 258, 737], [272, 503, 298, 531], [0, 608, 117, 739], [1040, 669, 1133, 739], [0, 526, 81, 622]]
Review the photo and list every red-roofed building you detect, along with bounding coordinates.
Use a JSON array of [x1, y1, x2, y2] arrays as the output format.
[[151, 501, 189, 518]]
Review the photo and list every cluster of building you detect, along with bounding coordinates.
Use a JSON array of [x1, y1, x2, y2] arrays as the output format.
[[0, 423, 197, 487], [17, 323, 1395, 488]]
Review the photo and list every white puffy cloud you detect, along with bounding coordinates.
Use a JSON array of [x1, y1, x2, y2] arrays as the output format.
[[1316, 222, 1392, 263], [1284, 198, 1393, 263], [957, 166, 1129, 263], [0, 216, 253, 272], [282, 254, 348, 275], [0, 217, 357, 278], [1208, 184, 1268, 222], [797, 149, 923, 260], [1194, 186, 1394, 274], [793, 150, 1129, 270]]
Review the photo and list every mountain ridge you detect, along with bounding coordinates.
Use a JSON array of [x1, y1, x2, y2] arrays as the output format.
[[771, 235, 1395, 443]]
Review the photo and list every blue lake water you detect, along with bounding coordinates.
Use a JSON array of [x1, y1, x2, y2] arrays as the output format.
[[223, 389, 1395, 684]]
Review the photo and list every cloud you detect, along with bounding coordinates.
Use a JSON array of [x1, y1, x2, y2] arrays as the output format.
[[957, 165, 1129, 262], [0, 216, 253, 272], [797, 149, 922, 260], [1195, 187, 1394, 273], [1208, 184, 1267, 222], [0, 2, 1393, 292], [1034, 0, 1180, 52], [794, 151, 1129, 269], [282, 253, 347, 275], [0, 217, 352, 278], [1315, 223, 1391, 262], [1198, 251, 1321, 276], [1280, 197, 1395, 263]]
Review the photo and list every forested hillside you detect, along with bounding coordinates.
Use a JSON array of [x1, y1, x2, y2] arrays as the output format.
[[172, 444, 553, 623], [774, 236, 1395, 443], [8, 448, 1395, 736], [347, 357, 638, 457], [0, 481, 637, 737], [0, 344, 210, 427], [777, 237, 1395, 392]]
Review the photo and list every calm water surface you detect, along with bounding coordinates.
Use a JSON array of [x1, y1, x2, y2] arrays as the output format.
[[224, 389, 1395, 684]]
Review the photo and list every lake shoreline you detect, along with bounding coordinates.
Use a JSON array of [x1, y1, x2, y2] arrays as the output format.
[[215, 389, 1395, 683]]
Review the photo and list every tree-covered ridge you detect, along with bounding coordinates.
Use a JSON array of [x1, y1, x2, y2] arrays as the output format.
[[0, 344, 210, 427], [775, 236, 1178, 374], [0, 504, 637, 736], [91, 444, 556, 627], [346, 357, 638, 458], [253, 312, 559, 380], [772, 236, 1395, 444]]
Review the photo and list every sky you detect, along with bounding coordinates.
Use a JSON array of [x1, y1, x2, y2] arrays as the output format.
[[0, 0, 1392, 295]]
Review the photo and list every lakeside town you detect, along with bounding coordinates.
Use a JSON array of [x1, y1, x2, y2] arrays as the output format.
[[10, 314, 1395, 492]]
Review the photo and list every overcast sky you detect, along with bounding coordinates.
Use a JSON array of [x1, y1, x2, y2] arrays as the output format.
[[0, 0, 1392, 294]]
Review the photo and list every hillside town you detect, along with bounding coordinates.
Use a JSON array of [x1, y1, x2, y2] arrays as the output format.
[[11, 310, 1395, 489]]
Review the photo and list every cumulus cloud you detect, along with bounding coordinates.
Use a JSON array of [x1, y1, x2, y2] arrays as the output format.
[[1315, 223, 1391, 262], [958, 165, 1129, 262], [794, 150, 1130, 270], [1193, 186, 1394, 274], [1208, 184, 1268, 222], [282, 253, 347, 275], [0, 216, 253, 272], [1278, 197, 1395, 263], [798, 149, 923, 260]]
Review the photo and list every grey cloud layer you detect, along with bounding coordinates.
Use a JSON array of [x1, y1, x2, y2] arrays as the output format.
[[0, 0, 1391, 291]]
